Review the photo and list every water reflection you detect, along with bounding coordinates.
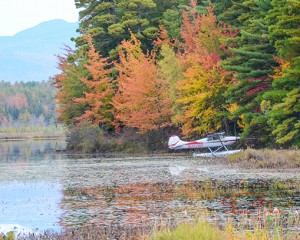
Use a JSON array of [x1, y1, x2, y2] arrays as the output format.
[[0, 181, 63, 232], [0, 140, 66, 233], [0, 139, 66, 162]]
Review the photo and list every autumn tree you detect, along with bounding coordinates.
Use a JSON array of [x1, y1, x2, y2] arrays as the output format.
[[113, 32, 172, 133], [75, 35, 115, 131], [175, 4, 236, 137], [154, 27, 184, 124], [53, 47, 88, 125]]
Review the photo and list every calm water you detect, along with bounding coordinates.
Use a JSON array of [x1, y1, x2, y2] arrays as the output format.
[[0, 140, 299, 234], [0, 140, 66, 233]]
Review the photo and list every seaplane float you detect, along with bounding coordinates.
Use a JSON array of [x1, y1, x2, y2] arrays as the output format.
[[168, 132, 242, 157]]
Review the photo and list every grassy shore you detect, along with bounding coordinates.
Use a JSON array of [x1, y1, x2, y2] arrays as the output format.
[[224, 148, 300, 169]]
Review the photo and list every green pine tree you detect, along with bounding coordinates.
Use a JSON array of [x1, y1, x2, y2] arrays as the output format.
[[264, 0, 300, 146], [221, 0, 277, 144]]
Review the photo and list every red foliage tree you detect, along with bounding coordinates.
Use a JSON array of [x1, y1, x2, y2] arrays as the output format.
[[7, 93, 28, 110], [75, 35, 115, 130]]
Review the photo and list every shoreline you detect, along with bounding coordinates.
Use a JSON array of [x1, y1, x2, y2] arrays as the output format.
[[0, 132, 66, 141]]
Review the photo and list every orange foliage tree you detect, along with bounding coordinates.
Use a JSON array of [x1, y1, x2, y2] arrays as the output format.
[[75, 35, 115, 130], [113, 32, 172, 133], [175, 4, 236, 137]]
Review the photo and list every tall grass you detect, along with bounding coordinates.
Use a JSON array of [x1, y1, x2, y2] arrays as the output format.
[[225, 148, 300, 169], [152, 213, 300, 240], [152, 221, 225, 240]]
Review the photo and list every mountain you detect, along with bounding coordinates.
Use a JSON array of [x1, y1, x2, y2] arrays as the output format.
[[0, 19, 79, 82]]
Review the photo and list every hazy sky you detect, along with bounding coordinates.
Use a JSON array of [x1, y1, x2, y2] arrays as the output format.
[[0, 0, 79, 36]]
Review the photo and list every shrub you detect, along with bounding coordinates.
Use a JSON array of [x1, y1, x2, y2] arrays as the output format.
[[66, 123, 105, 153]]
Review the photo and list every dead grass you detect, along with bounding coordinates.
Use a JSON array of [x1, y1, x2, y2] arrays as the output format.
[[14, 223, 168, 240], [225, 149, 300, 169]]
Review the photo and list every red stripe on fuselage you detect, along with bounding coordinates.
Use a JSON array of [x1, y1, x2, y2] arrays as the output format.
[[184, 142, 203, 148], [169, 140, 180, 147]]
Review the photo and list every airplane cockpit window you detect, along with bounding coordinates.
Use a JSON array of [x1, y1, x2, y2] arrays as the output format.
[[207, 133, 224, 141]]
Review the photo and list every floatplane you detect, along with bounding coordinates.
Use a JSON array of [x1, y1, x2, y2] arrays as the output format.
[[168, 132, 242, 157]]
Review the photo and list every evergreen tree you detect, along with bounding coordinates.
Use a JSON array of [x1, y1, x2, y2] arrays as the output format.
[[74, 0, 119, 57], [74, 0, 184, 58], [264, 0, 300, 146], [216, 0, 247, 28], [222, 0, 277, 143]]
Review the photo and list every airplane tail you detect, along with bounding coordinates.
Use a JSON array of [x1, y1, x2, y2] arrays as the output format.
[[168, 135, 181, 149]]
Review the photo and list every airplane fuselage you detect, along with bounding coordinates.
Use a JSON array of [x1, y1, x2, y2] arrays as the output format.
[[168, 135, 239, 150]]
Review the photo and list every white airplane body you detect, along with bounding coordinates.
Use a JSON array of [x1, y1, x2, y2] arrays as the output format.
[[168, 132, 241, 156]]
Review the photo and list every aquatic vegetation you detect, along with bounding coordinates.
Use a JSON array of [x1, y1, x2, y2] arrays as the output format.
[[61, 178, 300, 230], [1, 140, 300, 239]]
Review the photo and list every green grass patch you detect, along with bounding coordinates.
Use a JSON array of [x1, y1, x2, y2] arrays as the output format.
[[152, 216, 300, 240], [153, 221, 225, 240]]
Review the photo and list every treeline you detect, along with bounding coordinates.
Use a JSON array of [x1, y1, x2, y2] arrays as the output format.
[[54, 0, 299, 148], [0, 80, 58, 128]]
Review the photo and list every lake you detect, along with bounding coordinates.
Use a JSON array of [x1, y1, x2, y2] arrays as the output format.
[[0, 140, 299, 236]]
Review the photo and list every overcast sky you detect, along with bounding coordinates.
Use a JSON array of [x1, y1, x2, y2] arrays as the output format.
[[0, 0, 79, 36]]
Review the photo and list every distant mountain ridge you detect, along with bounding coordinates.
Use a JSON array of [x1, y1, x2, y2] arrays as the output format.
[[0, 19, 79, 82]]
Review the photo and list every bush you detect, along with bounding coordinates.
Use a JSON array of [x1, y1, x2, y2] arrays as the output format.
[[66, 124, 151, 154], [67, 124, 106, 153]]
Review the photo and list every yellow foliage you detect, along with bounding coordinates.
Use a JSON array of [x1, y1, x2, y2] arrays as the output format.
[[238, 114, 246, 129], [271, 56, 291, 81], [227, 103, 239, 114]]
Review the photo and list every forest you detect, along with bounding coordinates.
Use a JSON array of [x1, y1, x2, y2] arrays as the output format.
[[0, 81, 59, 129], [53, 0, 300, 149]]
